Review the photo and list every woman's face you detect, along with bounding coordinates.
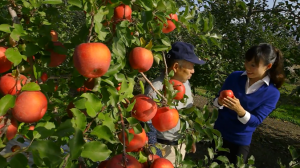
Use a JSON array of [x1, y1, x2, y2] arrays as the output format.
[[244, 58, 271, 81]]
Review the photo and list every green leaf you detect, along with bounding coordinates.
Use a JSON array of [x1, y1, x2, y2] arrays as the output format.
[[85, 101, 97, 118], [138, 151, 148, 163], [289, 146, 300, 160], [185, 135, 193, 153], [55, 119, 75, 137], [126, 117, 139, 125], [209, 109, 218, 124], [0, 24, 11, 33], [9, 153, 28, 168], [42, 0, 63, 4], [126, 99, 136, 112], [23, 43, 40, 57], [71, 108, 87, 131], [21, 82, 41, 91], [81, 93, 102, 112], [31, 150, 44, 167], [91, 125, 117, 143], [81, 141, 112, 162], [0, 94, 15, 116], [68, 0, 82, 8], [139, 81, 145, 94], [153, 53, 162, 65], [29, 140, 63, 167], [137, 0, 153, 11], [152, 45, 169, 52], [209, 162, 219, 168], [5, 48, 23, 66], [69, 128, 85, 160], [112, 38, 126, 58], [35, 122, 55, 139], [216, 155, 229, 163], [0, 155, 8, 168], [207, 147, 214, 160], [247, 155, 255, 165], [133, 124, 143, 134], [161, 36, 171, 46], [100, 113, 116, 132]]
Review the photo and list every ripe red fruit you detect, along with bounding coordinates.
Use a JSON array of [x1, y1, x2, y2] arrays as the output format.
[[73, 43, 111, 78], [131, 94, 157, 122], [106, 154, 141, 168], [0, 47, 13, 73], [150, 158, 174, 168], [41, 72, 48, 82], [98, 160, 108, 168], [113, 4, 132, 22], [76, 86, 90, 93], [118, 128, 147, 152], [129, 47, 154, 72], [12, 91, 48, 123], [29, 125, 35, 130], [152, 107, 179, 132], [168, 79, 186, 100], [11, 145, 21, 152], [219, 90, 234, 100], [116, 83, 121, 91], [50, 30, 58, 42], [169, 13, 178, 22], [48, 42, 67, 67], [162, 20, 176, 33], [143, 154, 160, 167], [6, 117, 18, 141], [0, 73, 27, 96], [54, 85, 58, 92]]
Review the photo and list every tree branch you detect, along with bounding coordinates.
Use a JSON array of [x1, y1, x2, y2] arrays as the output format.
[[117, 104, 127, 168], [86, 15, 95, 43], [8, 6, 20, 24], [140, 72, 168, 103]]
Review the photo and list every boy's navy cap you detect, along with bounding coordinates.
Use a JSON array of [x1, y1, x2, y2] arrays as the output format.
[[166, 42, 206, 65]]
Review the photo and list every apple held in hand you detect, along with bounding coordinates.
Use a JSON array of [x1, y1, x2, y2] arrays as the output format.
[[219, 90, 234, 100]]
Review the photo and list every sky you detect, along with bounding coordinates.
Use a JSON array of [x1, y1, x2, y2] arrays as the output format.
[[179, 0, 280, 12]]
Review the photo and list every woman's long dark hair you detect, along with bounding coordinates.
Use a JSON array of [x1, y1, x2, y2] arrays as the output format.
[[245, 43, 285, 88]]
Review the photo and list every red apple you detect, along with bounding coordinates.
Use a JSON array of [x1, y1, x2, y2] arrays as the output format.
[[131, 94, 157, 122], [41, 72, 48, 82], [169, 13, 178, 22], [113, 4, 132, 23], [48, 42, 67, 67], [0, 73, 27, 96], [6, 117, 18, 141], [168, 79, 186, 100], [150, 158, 174, 168], [152, 107, 179, 132], [162, 20, 176, 33], [106, 154, 141, 168], [0, 47, 12, 73], [129, 47, 154, 72], [12, 91, 48, 123], [219, 90, 234, 100], [118, 128, 147, 152], [73, 43, 111, 78]]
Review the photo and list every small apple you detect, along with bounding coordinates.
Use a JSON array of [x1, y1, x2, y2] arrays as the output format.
[[219, 90, 234, 100]]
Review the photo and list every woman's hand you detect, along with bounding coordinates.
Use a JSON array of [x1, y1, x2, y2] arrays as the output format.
[[222, 96, 246, 117]]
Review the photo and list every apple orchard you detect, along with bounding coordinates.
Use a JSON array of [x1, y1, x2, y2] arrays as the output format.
[[0, 0, 227, 168]]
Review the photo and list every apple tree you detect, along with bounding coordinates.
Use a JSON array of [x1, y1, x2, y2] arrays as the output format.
[[0, 0, 258, 167]]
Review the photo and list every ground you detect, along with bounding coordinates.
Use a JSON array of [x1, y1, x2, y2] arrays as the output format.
[[187, 95, 300, 168]]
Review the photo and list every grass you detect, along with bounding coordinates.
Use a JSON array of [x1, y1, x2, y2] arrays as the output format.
[[269, 82, 300, 126], [195, 82, 300, 126]]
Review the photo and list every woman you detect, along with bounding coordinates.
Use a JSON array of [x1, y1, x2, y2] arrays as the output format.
[[213, 43, 285, 164]]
